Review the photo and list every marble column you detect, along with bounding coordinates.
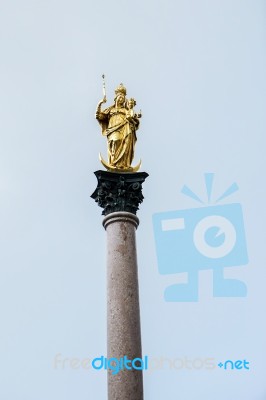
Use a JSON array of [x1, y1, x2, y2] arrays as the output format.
[[103, 211, 143, 399], [91, 170, 148, 400]]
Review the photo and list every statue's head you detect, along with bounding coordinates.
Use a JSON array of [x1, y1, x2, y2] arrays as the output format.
[[114, 83, 127, 106], [127, 98, 136, 109], [114, 83, 127, 107], [115, 94, 125, 107]]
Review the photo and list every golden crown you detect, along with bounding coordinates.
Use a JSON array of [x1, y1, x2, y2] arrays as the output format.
[[115, 83, 127, 96]]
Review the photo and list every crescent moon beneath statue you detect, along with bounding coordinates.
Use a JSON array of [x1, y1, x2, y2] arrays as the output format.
[[99, 153, 141, 173]]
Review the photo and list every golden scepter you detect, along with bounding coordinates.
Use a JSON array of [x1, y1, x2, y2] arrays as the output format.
[[102, 74, 107, 103]]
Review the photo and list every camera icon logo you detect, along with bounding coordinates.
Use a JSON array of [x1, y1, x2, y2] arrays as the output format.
[[152, 173, 249, 302]]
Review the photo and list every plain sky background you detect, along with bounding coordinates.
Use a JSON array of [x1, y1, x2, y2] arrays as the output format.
[[1, 0, 266, 399]]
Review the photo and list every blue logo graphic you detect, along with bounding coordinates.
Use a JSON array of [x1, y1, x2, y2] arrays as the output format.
[[153, 173, 248, 301]]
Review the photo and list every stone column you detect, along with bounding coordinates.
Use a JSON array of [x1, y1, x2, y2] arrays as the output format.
[[91, 170, 148, 400], [103, 211, 142, 399]]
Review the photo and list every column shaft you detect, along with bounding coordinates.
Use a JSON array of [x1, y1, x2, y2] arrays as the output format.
[[103, 212, 143, 400]]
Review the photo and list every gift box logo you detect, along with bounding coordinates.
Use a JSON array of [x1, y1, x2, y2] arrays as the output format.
[[152, 173, 248, 302]]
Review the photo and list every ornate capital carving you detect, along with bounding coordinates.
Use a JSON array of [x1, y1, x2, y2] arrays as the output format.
[[91, 170, 148, 216]]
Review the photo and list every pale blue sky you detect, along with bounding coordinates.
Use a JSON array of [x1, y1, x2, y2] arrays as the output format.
[[0, 1, 266, 399]]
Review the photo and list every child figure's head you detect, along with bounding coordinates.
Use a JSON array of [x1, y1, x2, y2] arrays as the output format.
[[127, 98, 136, 109]]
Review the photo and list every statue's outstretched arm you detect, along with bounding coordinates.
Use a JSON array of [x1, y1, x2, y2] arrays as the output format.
[[95, 97, 107, 121]]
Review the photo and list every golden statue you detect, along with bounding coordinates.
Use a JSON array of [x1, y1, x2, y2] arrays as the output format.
[[95, 77, 142, 172]]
